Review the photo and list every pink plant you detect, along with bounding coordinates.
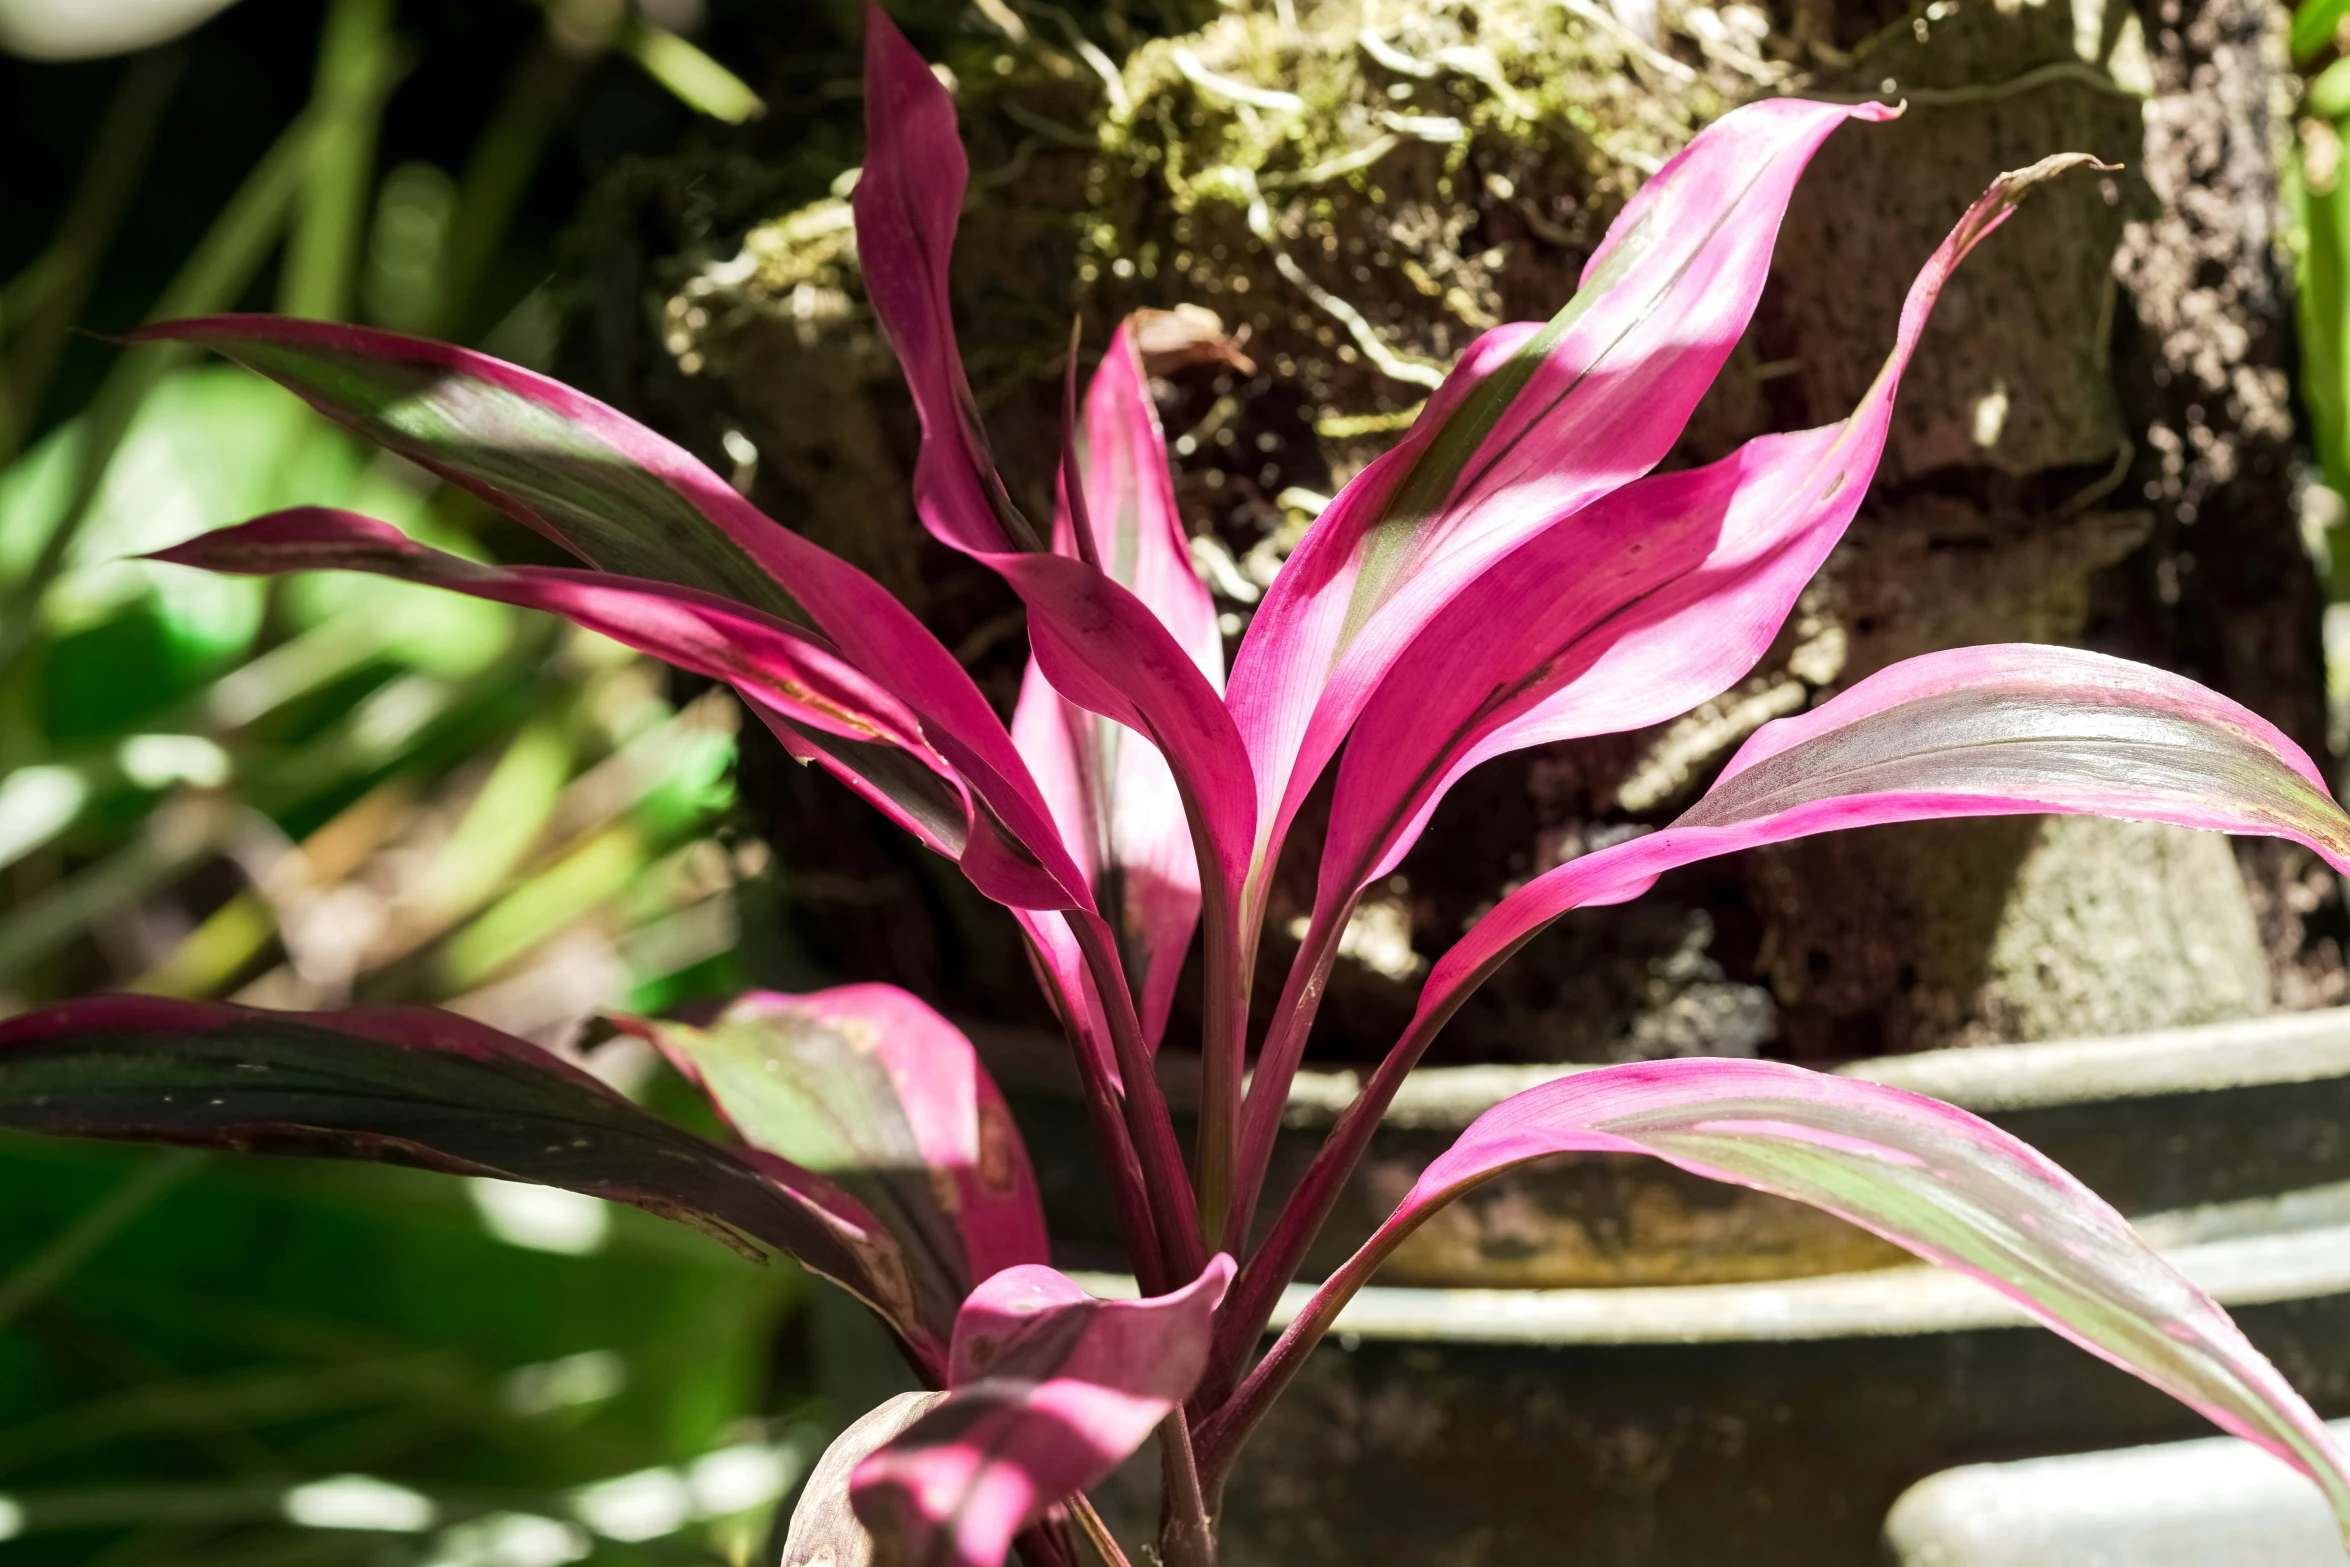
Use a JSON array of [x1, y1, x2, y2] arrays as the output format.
[[9, 8, 2350, 1564]]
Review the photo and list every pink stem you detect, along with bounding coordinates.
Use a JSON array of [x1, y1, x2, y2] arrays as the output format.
[[1195, 1214, 1404, 1492], [1071, 911, 1207, 1284], [1220, 893, 1352, 1254], [1195, 879, 1252, 1253], [1025, 926, 1168, 1295], [1193, 935, 1494, 1431]]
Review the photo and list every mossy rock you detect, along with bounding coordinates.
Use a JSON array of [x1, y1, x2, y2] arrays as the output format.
[[569, 0, 2335, 1062]]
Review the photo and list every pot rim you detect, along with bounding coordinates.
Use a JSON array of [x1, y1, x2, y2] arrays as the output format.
[[971, 1005, 2350, 1131], [1069, 1179, 2350, 1344]]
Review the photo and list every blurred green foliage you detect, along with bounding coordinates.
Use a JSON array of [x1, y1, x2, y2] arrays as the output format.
[[0, 4, 812, 1563], [0, 1137, 805, 1567]]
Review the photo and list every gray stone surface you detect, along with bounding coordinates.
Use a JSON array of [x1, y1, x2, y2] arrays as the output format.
[[1885, 1420, 2350, 1565]]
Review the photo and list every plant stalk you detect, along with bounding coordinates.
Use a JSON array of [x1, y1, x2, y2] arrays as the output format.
[[1070, 912, 1208, 1285], [1218, 889, 1352, 1252], [1155, 1407, 1217, 1567], [1068, 1492, 1134, 1567], [1194, 941, 1510, 1477], [1038, 926, 1173, 1296], [1194, 903, 1249, 1252]]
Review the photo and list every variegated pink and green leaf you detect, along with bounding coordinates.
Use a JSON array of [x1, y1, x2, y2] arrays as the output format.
[[1204, 1060, 2350, 1533], [131, 316, 1094, 916], [1210, 643, 2350, 1391], [148, 506, 1010, 891], [0, 996, 945, 1371], [1413, 644, 2350, 1036], [844, 1256, 1233, 1567], [617, 987, 1049, 1348]]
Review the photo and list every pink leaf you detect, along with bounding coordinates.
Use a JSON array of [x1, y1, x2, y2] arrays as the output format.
[[1318, 154, 2108, 911], [853, 7, 1257, 948], [1223, 98, 1896, 888], [132, 317, 1092, 915], [618, 987, 1050, 1350], [1232, 156, 2107, 1207], [1413, 644, 2350, 1032], [1064, 321, 1223, 685], [1228, 1061, 2350, 1531], [850, 1256, 1234, 1567], [853, 0, 1035, 557], [152, 505, 1082, 913], [152, 509, 938, 755], [1014, 322, 1228, 1046], [1006, 549, 1254, 931]]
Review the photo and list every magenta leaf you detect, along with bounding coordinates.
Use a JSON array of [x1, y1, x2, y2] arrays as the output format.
[[853, 0, 1035, 559], [1414, 643, 2350, 1036], [617, 987, 1049, 1349], [1060, 321, 1223, 683], [1213, 1061, 2350, 1533], [853, 9, 1258, 1249], [154, 506, 1072, 908], [131, 314, 815, 618], [850, 1256, 1234, 1567], [852, 7, 1257, 941], [153, 509, 940, 756], [1014, 321, 1227, 1046], [1222, 98, 1896, 891], [1227, 157, 2110, 1215], [0, 996, 943, 1367], [1317, 154, 2107, 915], [133, 317, 1093, 915]]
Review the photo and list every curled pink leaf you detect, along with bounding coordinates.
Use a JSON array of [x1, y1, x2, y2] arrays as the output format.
[[853, 6, 1256, 948], [850, 1256, 1234, 1567], [853, 0, 1035, 557]]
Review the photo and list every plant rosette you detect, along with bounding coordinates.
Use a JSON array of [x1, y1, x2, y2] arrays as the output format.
[[9, 7, 2350, 1565]]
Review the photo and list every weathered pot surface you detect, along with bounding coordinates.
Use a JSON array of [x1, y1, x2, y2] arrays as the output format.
[[981, 1006, 2350, 1287]]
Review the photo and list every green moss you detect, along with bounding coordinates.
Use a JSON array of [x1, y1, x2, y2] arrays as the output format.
[[668, 0, 1765, 432]]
